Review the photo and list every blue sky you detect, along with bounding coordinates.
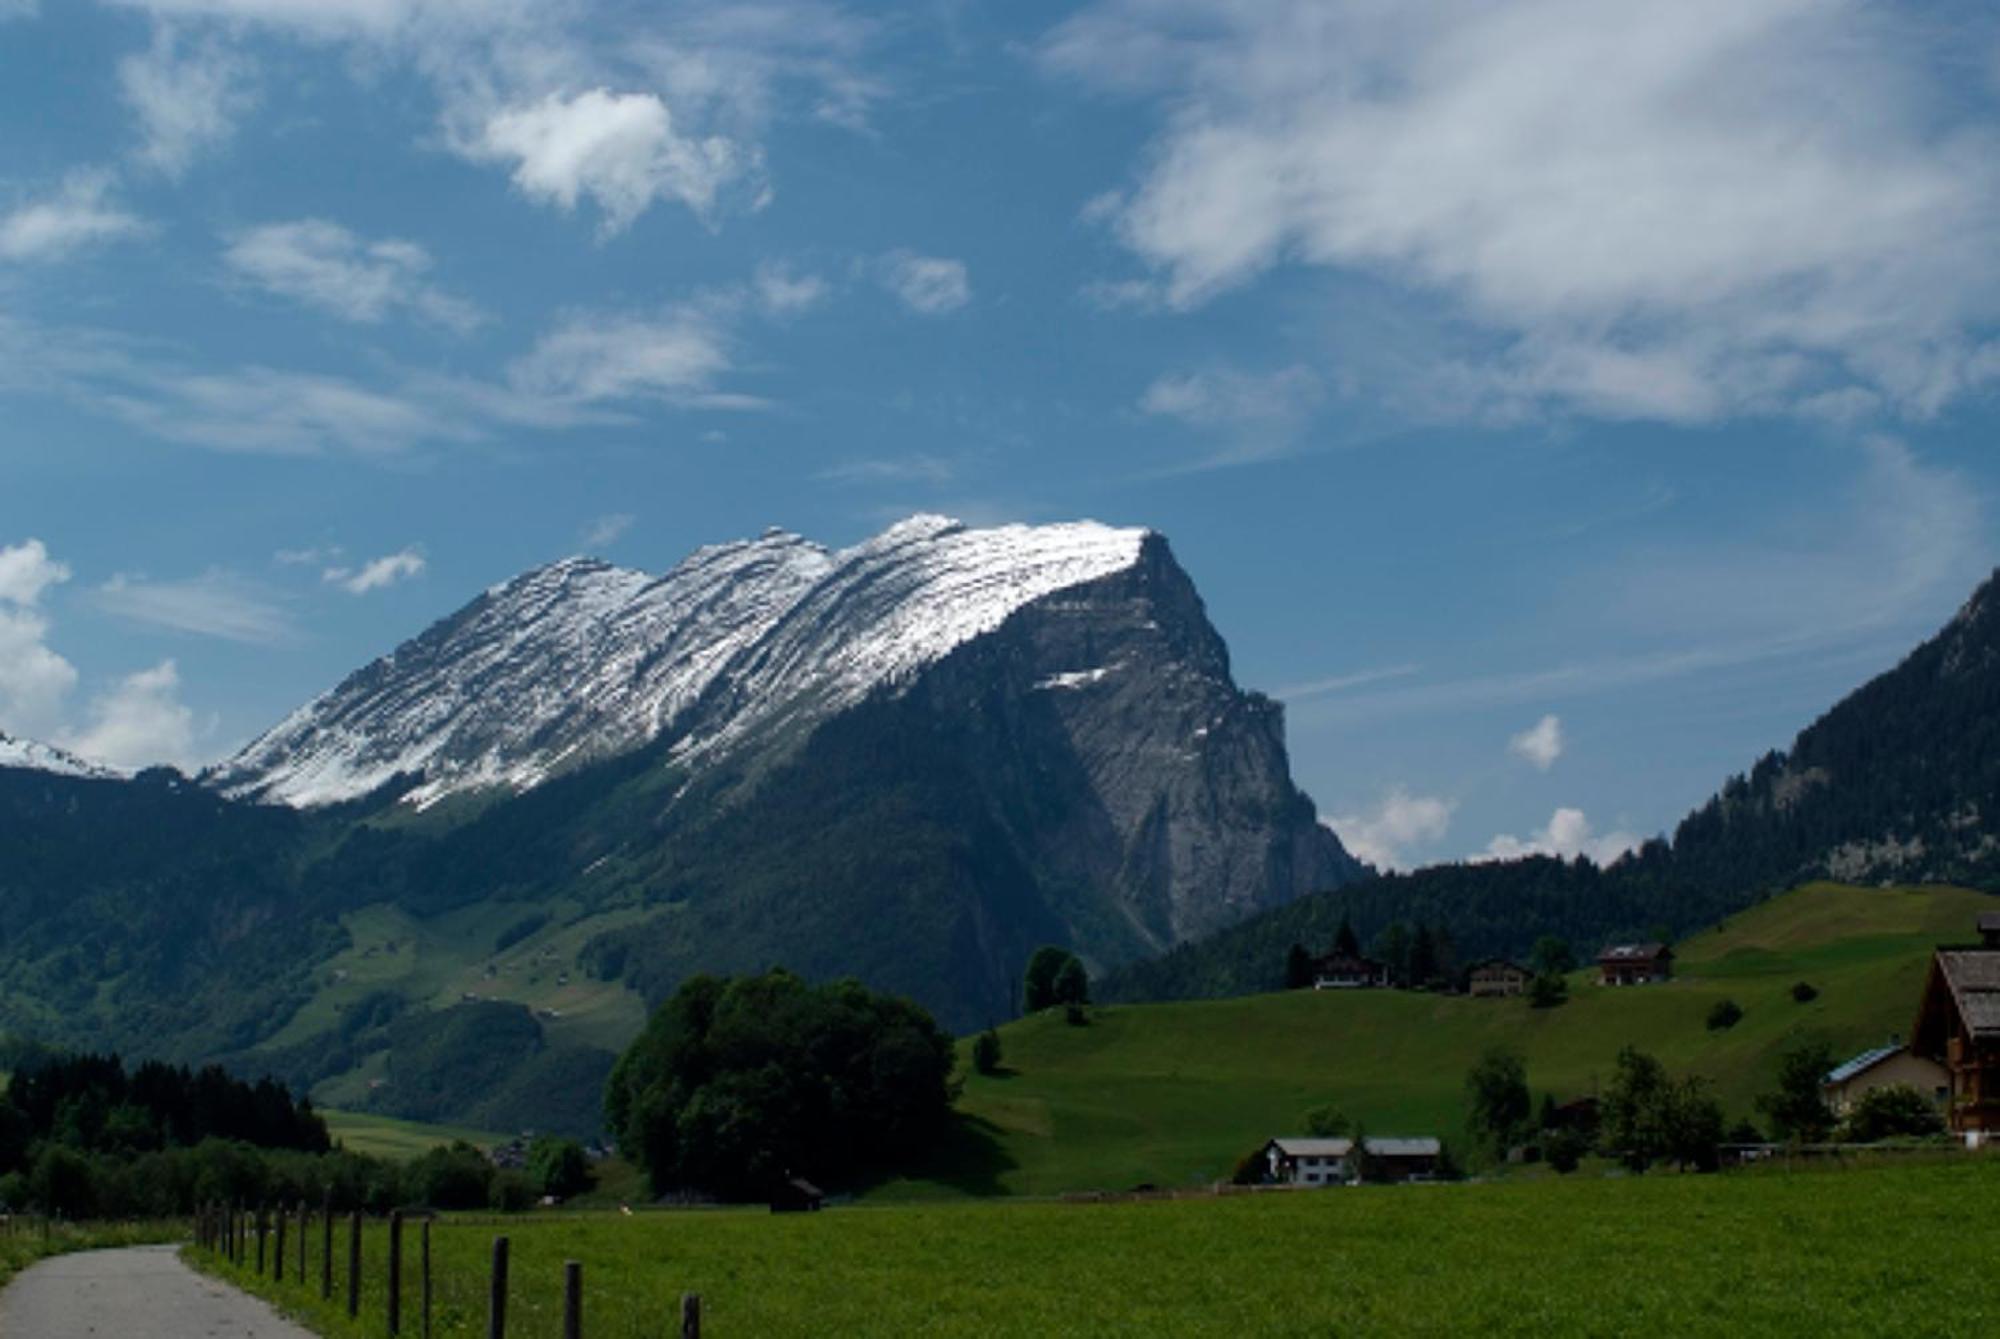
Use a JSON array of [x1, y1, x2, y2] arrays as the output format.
[[2, 0, 1997, 869]]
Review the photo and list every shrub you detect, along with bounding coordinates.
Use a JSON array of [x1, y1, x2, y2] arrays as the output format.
[[1791, 981, 1819, 1003], [1229, 1147, 1268, 1186], [1465, 1048, 1531, 1158], [1063, 1002, 1089, 1027], [1302, 1105, 1350, 1138], [1838, 1084, 1947, 1143], [1528, 972, 1568, 1009], [1706, 999, 1744, 1031], [1544, 1126, 1588, 1174], [407, 1141, 494, 1210], [972, 1029, 1003, 1076]]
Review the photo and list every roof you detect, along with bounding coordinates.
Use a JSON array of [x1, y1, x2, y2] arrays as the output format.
[[1469, 958, 1529, 973], [1364, 1137, 1442, 1158], [1268, 1136, 1440, 1158], [1598, 942, 1671, 963], [1823, 1045, 1902, 1086], [1935, 950, 2000, 1039], [1315, 954, 1383, 971], [1980, 911, 2000, 935], [1268, 1137, 1353, 1157], [782, 1177, 823, 1197]]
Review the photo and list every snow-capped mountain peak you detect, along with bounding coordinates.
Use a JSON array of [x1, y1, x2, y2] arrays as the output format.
[[208, 516, 1149, 808], [0, 731, 125, 780]]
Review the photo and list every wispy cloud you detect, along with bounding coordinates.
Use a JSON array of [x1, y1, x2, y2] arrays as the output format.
[[874, 250, 970, 315], [324, 548, 425, 595], [1274, 664, 1421, 702], [0, 170, 148, 262], [120, 24, 256, 177], [818, 453, 957, 485], [224, 220, 484, 331], [579, 514, 634, 550], [94, 570, 299, 645]]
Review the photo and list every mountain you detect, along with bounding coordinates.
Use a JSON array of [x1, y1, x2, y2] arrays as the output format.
[[0, 516, 1358, 1130], [0, 731, 121, 780], [1107, 568, 2000, 1003]]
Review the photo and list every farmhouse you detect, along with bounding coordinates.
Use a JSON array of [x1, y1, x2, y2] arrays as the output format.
[[1910, 913, 2000, 1145], [1467, 959, 1532, 997], [1261, 1136, 1442, 1185], [1821, 1043, 1949, 1117], [1313, 953, 1389, 990], [1596, 942, 1673, 986]]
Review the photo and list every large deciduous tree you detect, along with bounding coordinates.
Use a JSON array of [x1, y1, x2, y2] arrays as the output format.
[[603, 970, 957, 1200]]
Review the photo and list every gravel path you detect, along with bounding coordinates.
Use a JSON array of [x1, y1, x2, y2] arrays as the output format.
[[0, 1244, 317, 1338]]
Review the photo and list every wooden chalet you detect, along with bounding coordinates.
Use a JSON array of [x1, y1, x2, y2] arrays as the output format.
[[1911, 914, 2000, 1145], [1596, 942, 1673, 986], [1467, 959, 1532, 997], [1312, 953, 1389, 990]]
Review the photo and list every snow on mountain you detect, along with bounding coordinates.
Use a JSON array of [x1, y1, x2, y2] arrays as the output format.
[[0, 731, 124, 780], [209, 515, 1149, 808]]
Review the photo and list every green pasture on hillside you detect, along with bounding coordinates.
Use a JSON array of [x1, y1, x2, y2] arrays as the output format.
[[896, 883, 2000, 1196], [320, 1110, 511, 1162], [194, 1156, 1999, 1337]]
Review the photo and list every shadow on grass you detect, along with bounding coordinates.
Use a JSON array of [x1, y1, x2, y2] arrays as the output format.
[[861, 1112, 1019, 1198]]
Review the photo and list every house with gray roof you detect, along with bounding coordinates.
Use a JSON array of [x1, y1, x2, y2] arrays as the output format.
[[1910, 913, 2000, 1145], [1261, 1136, 1442, 1185], [1821, 1042, 1947, 1116]]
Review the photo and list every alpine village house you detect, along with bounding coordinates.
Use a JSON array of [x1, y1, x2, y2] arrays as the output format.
[[1911, 912, 2000, 1146]]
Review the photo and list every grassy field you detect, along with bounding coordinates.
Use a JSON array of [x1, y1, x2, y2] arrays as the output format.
[[193, 1155, 2000, 1337], [320, 1108, 511, 1161], [886, 882, 2000, 1197]]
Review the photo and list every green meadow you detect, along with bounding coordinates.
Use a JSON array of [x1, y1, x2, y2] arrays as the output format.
[[195, 1155, 2000, 1337], [892, 882, 2000, 1197], [320, 1109, 511, 1163]]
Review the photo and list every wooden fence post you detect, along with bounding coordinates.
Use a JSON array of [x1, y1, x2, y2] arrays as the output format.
[[347, 1211, 362, 1319], [488, 1236, 509, 1339], [563, 1260, 582, 1339], [274, 1207, 286, 1282], [681, 1292, 701, 1339], [321, 1191, 334, 1301], [422, 1219, 433, 1339], [388, 1209, 404, 1335], [296, 1201, 306, 1281], [256, 1204, 267, 1274]]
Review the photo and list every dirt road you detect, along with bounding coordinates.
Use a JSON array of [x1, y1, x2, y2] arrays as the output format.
[[0, 1244, 316, 1338]]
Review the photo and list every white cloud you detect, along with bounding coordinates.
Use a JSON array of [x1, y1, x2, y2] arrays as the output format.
[[752, 261, 829, 316], [1327, 787, 1454, 870], [1046, 0, 2000, 422], [509, 308, 743, 406], [0, 538, 69, 607], [325, 548, 426, 595], [58, 660, 198, 772], [94, 571, 298, 645], [1509, 714, 1564, 771], [473, 88, 744, 236], [579, 514, 634, 550], [109, 365, 471, 455], [0, 540, 77, 739], [224, 219, 483, 331], [876, 251, 970, 315], [120, 25, 257, 177], [1480, 807, 1640, 867], [0, 171, 148, 262]]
